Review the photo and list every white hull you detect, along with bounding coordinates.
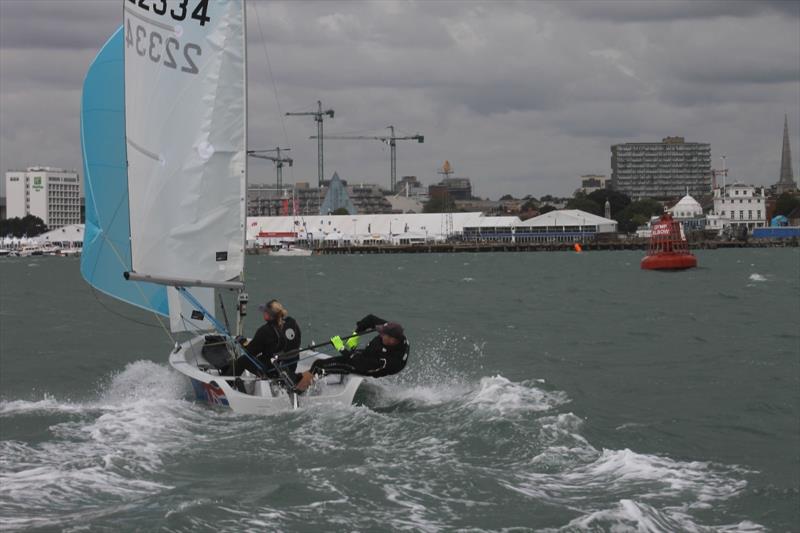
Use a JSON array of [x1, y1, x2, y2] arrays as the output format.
[[270, 247, 313, 257], [169, 335, 363, 414]]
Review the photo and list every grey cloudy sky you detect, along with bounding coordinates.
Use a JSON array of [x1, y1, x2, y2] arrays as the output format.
[[1, 0, 798, 199]]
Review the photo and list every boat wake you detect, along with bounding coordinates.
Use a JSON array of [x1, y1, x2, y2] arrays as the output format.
[[0, 358, 763, 531]]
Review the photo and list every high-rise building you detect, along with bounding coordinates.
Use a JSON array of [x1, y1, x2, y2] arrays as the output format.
[[611, 137, 711, 200], [776, 115, 797, 194], [4, 167, 82, 229]]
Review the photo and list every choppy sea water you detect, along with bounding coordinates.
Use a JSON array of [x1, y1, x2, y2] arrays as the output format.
[[1, 249, 798, 531]]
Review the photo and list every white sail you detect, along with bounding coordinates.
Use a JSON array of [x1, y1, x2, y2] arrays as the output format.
[[123, 0, 246, 285]]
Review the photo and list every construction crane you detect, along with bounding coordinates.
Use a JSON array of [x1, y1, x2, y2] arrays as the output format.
[[312, 125, 424, 192], [247, 147, 293, 191], [285, 101, 334, 188]]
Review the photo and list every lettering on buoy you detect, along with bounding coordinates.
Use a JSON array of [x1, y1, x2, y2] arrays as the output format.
[[641, 213, 697, 270]]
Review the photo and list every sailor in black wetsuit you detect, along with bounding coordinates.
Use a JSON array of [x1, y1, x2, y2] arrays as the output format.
[[220, 299, 302, 385], [294, 315, 409, 392]]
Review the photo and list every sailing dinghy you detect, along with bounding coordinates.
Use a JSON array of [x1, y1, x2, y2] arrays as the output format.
[[80, 0, 362, 414]]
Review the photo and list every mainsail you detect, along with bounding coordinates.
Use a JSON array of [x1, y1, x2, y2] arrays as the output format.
[[80, 27, 168, 316], [124, 0, 246, 332], [123, 0, 246, 285]]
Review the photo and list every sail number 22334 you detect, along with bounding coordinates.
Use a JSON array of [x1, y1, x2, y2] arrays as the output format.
[[125, 19, 201, 75], [127, 0, 211, 27]]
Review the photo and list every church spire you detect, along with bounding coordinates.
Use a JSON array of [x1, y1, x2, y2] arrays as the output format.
[[777, 114, 797, 194]]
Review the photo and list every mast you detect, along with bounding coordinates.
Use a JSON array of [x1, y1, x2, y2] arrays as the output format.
[[237, 0, 249, 337]]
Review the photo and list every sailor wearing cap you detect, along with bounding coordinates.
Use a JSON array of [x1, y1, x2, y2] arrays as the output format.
[[295, 314, 409, 392]]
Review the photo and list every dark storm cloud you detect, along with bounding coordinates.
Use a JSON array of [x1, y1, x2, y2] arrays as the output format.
[[1, 0, 798, 199]]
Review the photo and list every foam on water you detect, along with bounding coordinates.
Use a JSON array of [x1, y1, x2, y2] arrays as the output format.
[[748, 273, 767, 282], [467, 375, 569, 415], [505, 445, 753, 530], [0, 361, 199, 529], [551, 499, 766, 533], [0, 357, 765, 531], [0, 395, 91, 416]]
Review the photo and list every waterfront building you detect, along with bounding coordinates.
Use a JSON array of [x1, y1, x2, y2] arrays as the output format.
[[35, 223, 84, 250], [775, 115, 797, 194], [579, 174, 608, 194], [667, 193, 706, 231], [244, 209, 622, 247], [247, 212, 488, 246], [4, 167, 82, 229], [706, 184, 767, 234], [667, 194, 703, 219], [514, 210, 617, 243], [611, 136, 711, 200], [462, 209, 617, 243]]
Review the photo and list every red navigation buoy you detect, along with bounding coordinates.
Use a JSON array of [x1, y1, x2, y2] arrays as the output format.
[[574, 243, 582, 253], [641, 213, 697, 270]]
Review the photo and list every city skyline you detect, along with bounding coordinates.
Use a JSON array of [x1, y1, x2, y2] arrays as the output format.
[[1, 1, 798, 199]]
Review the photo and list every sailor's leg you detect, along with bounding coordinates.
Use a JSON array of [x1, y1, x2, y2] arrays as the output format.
[[310, 355, 356, 376], [296, 356, 354, 392]]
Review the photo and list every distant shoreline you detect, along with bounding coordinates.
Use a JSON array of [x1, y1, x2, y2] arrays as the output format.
[[246, 239, 799, 255]]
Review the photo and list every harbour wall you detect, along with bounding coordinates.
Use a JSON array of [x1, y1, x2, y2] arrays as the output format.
[[246, 239, 798, 255]]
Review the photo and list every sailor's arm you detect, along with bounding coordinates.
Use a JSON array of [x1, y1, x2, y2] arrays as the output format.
[[355, 314, 388, 333]]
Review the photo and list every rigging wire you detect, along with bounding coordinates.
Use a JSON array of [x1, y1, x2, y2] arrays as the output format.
[[88, 285, 162, 329], [252, 2, 294, 184], [252, 3, 317, 335]]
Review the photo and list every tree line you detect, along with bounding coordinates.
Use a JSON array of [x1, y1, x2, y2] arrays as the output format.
[[0, 215, 48, 237]]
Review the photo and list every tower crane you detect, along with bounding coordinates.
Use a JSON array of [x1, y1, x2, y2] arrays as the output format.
[[312, 125, 424, 192], [285, 101, 334, 188], [247, 147, 292, 191]]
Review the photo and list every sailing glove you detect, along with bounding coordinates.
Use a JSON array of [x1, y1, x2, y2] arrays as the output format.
[[345, 332, 360, 350], [330, 335, 345, 351]]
